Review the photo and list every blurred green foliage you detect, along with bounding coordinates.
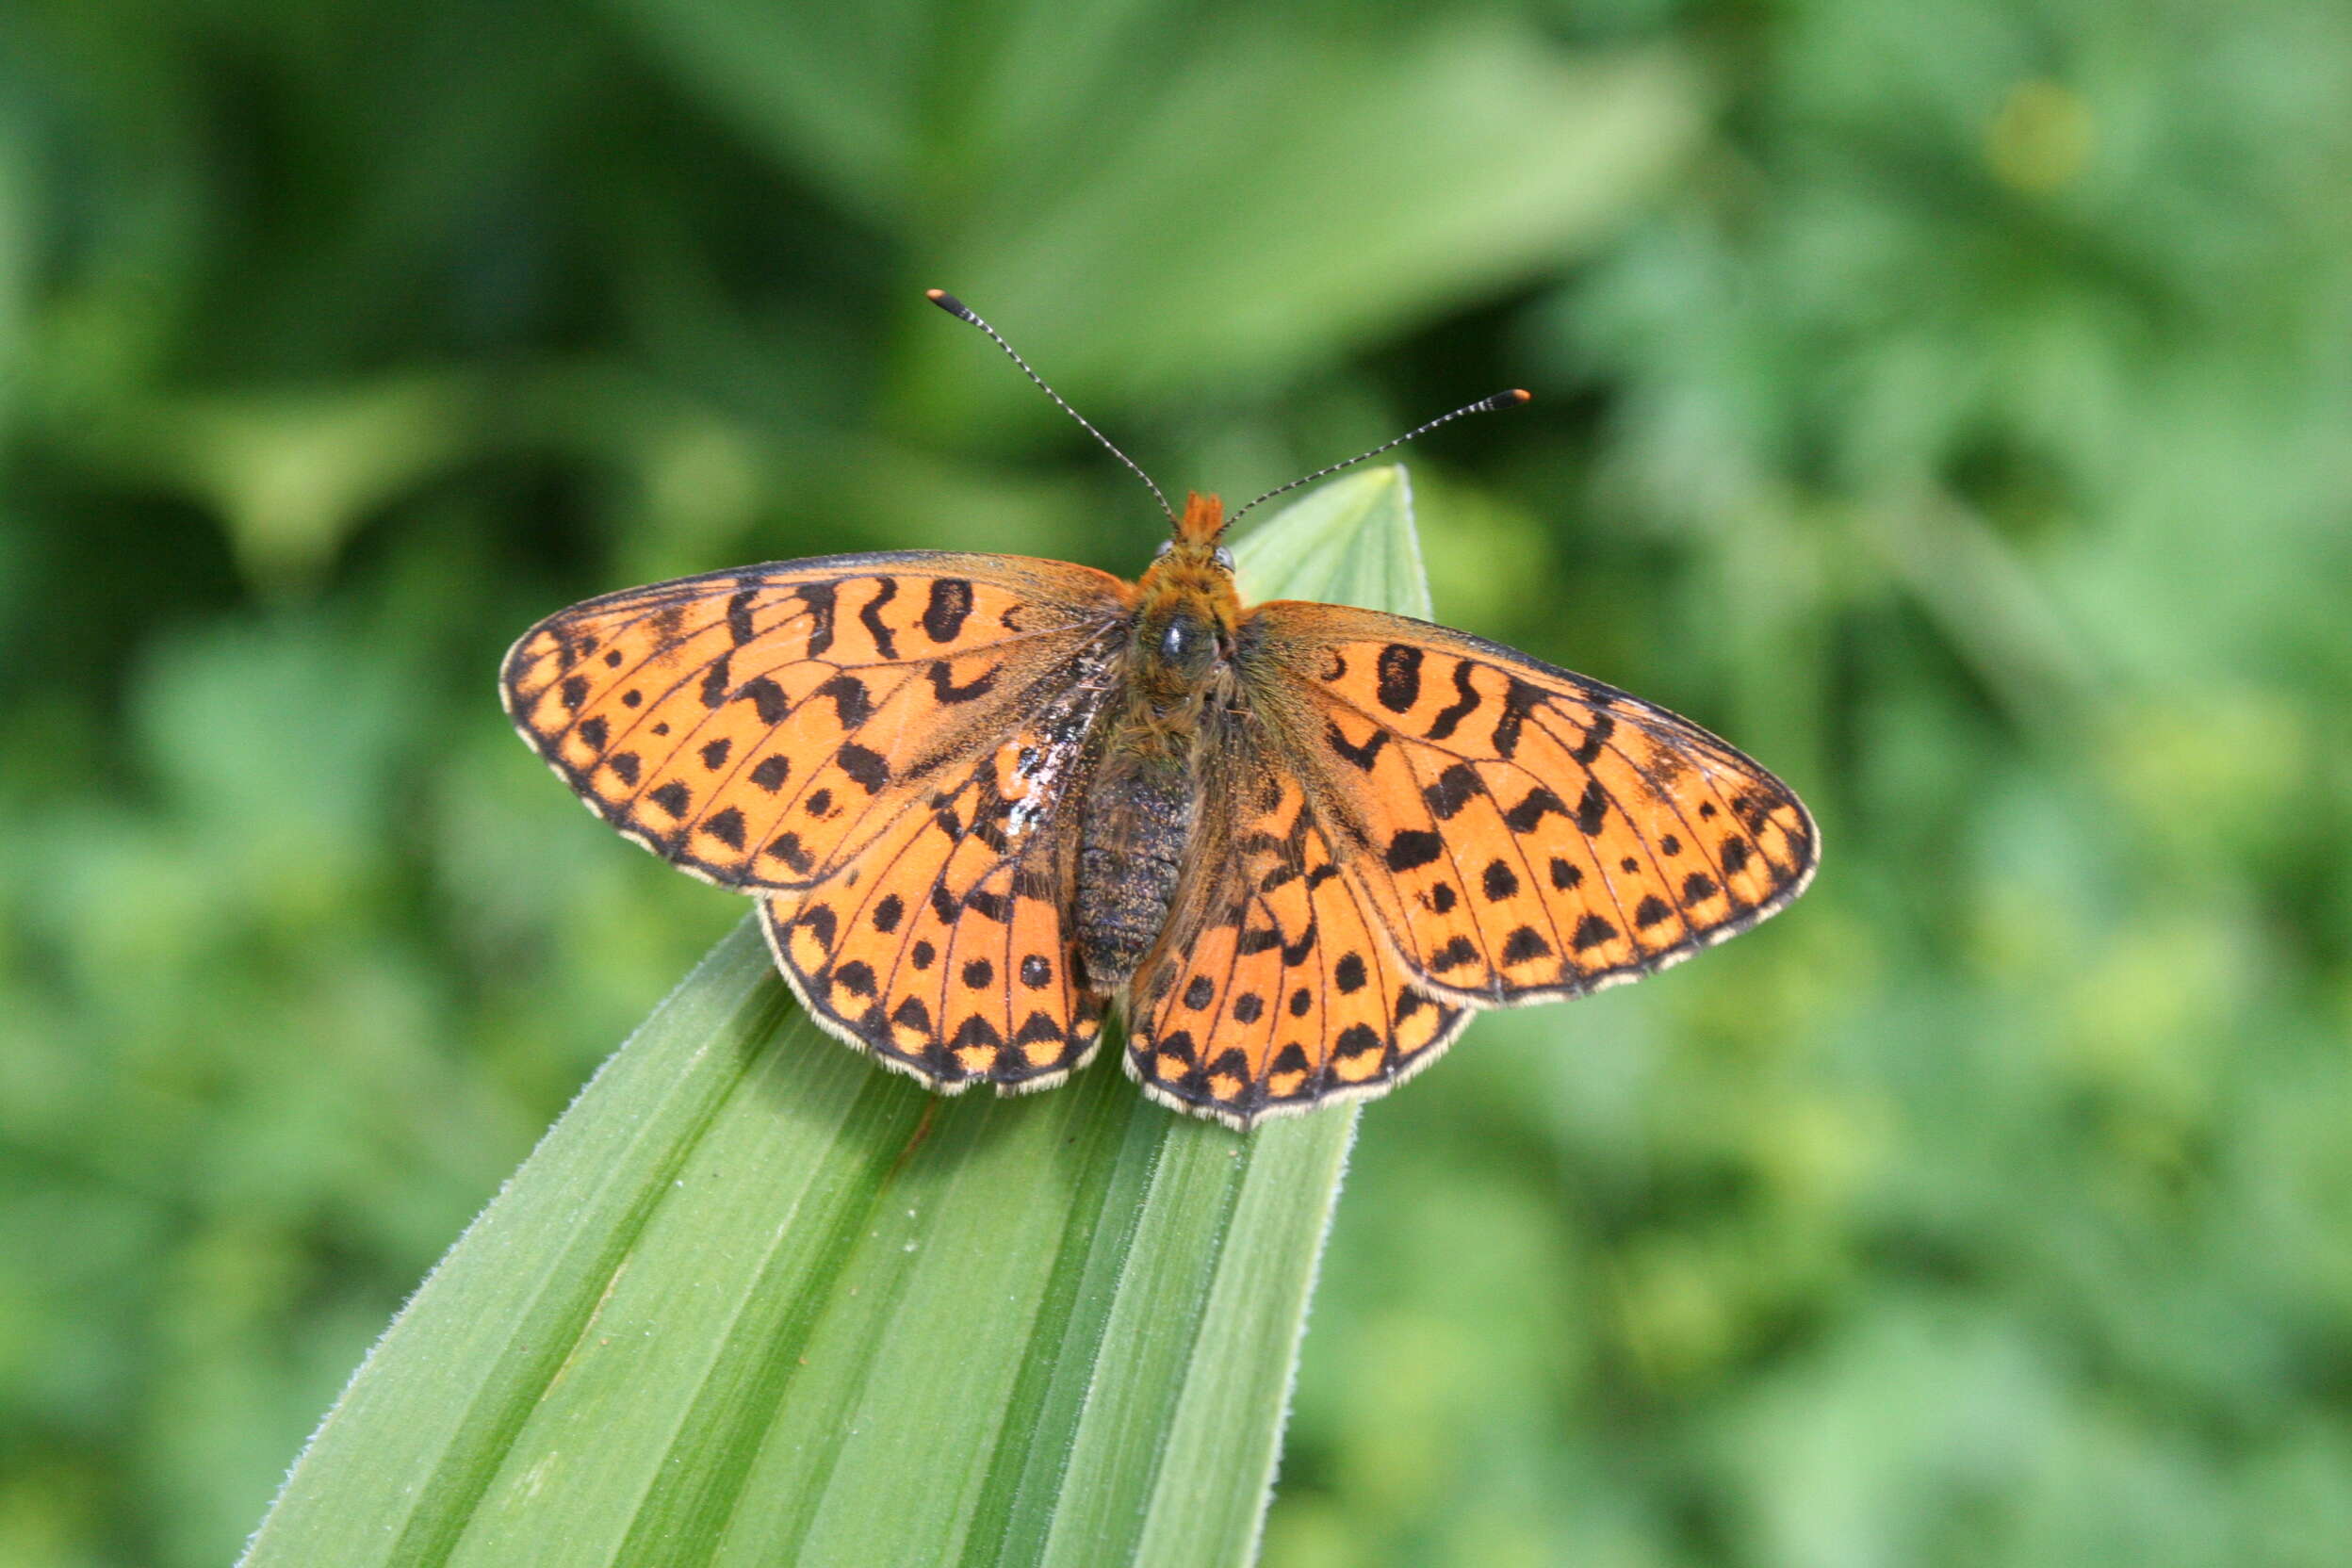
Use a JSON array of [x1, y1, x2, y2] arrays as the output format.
[[3, 0, 2349, 1564]]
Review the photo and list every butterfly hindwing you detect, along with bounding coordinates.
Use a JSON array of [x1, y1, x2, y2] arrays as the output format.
[[1243, 602, 1818, 1004], [1126, 736, 1469, 1129], [755, 652, 1114, 1091]]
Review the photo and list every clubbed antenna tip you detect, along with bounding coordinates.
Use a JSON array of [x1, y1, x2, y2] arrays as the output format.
[[1225, 386, 1535, 528]]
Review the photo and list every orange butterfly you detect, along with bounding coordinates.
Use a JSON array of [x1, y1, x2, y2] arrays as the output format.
[[503, 294, 1817, 1130]]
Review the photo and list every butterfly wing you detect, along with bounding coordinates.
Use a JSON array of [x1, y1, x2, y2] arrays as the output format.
[[503, 550, 1131, 888], [1242, 601, 1818, 1004], [504, 550, 1134, 1090], [1125, 726, 1471, 1130]]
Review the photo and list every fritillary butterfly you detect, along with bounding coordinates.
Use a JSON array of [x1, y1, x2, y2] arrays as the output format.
[[503, 296, 1818, 1129]]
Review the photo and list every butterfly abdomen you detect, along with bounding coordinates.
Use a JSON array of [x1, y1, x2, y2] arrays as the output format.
[[1074, 743, 1196, 991]]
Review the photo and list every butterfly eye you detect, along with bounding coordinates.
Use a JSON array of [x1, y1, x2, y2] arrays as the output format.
[[1213, 547, 1235, 572]]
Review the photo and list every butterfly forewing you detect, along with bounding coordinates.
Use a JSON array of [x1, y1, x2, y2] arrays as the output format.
[[1243, 602, 1818, 1004], [502, 551, 1133, 890]]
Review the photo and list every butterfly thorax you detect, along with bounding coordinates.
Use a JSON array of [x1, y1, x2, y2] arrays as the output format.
[[1072, 494, 1244, 993]]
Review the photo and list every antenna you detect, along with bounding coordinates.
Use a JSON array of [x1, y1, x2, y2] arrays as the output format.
[[1224, 389, 1532, 529], [925, 290, 1176, 525]]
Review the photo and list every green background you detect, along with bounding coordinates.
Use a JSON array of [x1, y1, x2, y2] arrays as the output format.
[[4, 1, 2349, 1564]]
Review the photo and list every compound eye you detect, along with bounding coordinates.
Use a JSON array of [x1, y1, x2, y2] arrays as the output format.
[[1213, 546, 1235, 572], [1152, 540, 1175, 560]]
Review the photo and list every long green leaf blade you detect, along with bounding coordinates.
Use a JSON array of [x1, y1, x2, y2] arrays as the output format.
[[240, 465, 1429, 1568]]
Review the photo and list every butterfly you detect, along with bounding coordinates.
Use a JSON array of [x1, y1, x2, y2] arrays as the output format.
[[502, 294, 1818, 1131]]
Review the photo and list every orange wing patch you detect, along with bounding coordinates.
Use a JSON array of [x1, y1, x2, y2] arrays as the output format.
[[1128, 756, 1467, 1130], [755, 673, 1111, 1092], [1247, 602, 1817, 1004], [503, 551, 1131, 890]]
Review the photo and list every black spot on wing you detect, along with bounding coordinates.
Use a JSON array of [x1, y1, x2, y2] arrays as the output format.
[[857, 578, 899, 659], [1491, 678, 1543, 760], [1423, 763, 1482, 820], [1571, 915, 1616, 951], [766, 832, 813, 874], [703, 807, 746, 850], [1429, 936, 1480, 972], [1504, 787, 1569, 833], [1501, 925, 1551, 964], [1376, 644, 1424, 711], [1424, 660, 1480, 740], [1326, 721, 1387, 772], [1386, 830, 1445, 872], [1574, 779, 1609, 835], [837, 744, 890, 792], [1569, 710, 1614, 765], [923, 579, 974, 643], [739, 677, 788, 725], [799, 583, 838, 658], [927, 661, 1000, 704], [816, 675, 873, 727]]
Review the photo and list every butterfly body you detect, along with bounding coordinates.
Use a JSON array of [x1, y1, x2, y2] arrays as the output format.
[[504, 487, 1817, 1130], [1074, 493, 1241, 988]]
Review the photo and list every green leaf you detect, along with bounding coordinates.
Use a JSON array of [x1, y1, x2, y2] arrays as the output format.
[[1228, 466, 1431, 621], [239, 466, 1435, 1568]]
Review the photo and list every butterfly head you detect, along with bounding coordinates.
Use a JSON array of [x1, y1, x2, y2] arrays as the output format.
[[1135, 492, 1242, 689]]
